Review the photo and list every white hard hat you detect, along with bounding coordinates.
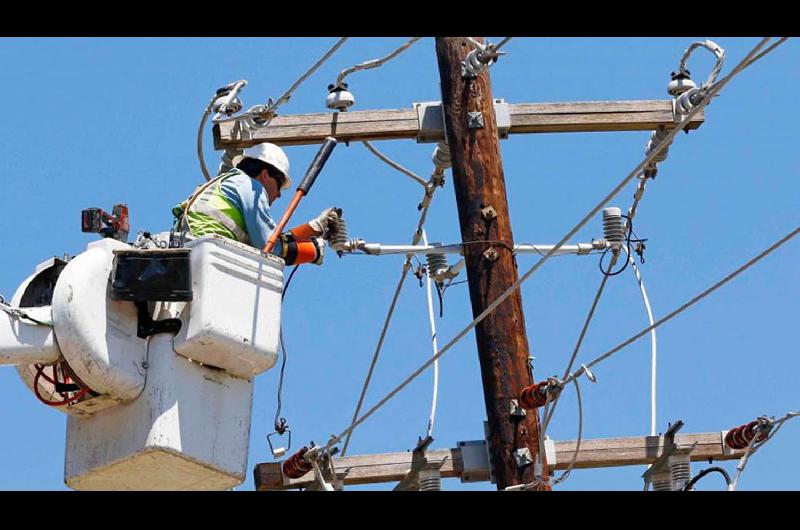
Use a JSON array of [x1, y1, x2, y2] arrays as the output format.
[[237, 143, 291, 190]]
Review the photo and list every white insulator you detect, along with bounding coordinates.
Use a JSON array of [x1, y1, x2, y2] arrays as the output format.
[[651, 470, 673, 491], [418, 467, 442, 491], [426, 250, 449, 282], [667, 72, 697, 96], [432, 142, 451, 170], [602, 207, 625, 250], [462, 48, 486, 77], [326, 84, 355, 112], [669, 454, 692, 491], [328, 217, 350, 252], [675, 87, 705, 116], [646, 128, 671, 164]]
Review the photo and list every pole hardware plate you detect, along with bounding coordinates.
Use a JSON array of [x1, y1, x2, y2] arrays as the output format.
[[509, 399, 527, 418], [467, 111, 484, 129], [482, 248, 499, 262], [413, 100, 511, 143], [513, 447, 534, 468], [480, 205, 498, 221]]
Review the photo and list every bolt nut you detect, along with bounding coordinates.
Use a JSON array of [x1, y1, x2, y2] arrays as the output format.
[[467, 111, 484, 129], [483, 248, 499, 262], [480, 205, 498, 221]]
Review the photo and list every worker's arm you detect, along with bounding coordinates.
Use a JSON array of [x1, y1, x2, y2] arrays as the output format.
[[219, 174, 278, 252], [221, 174, 323, 265]]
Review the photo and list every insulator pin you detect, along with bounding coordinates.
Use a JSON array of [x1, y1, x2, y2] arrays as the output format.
[[425, 252, 449, 282], [282, 446, 313, 479], [602, 207, 625, 250]]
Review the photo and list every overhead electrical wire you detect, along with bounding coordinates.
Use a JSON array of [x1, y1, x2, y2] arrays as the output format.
[[336, 38, 422, 85], [729, 411, 799, 491], [213, 37, 350, 126], [628, 253, 658, 436], [564, 226, 800, 387], [362, 141, 427, 187], [421, 228, 441, 439], [321, 37, 781, 454], [340, 170, 444, 457]]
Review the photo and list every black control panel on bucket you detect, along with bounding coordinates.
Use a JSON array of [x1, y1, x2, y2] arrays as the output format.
[[111, 249, 193, 302]]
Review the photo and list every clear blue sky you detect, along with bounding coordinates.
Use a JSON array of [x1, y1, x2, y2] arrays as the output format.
[[0, 37, 797, 491]]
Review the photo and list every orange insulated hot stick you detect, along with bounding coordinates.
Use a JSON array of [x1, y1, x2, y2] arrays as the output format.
[[263, 137, 338, 254]]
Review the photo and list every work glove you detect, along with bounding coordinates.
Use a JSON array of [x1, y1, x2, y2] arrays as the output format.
[[308, 207, 340, 239]]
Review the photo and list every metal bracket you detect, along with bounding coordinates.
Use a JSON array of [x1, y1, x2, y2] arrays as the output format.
[[494, 99, 511, 139], [467, 111, 484, 129], [414, 101, 445, 143], [458, 440, 488, 483], [414, 99, 511, 143], [642, 419, 685, 486], [544, 436, 557, 468], [720, 430, 737, 456], [394, 436, 441, 491]]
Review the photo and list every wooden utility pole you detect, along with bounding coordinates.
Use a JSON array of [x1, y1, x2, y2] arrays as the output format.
[[435, 37, 547, 490]]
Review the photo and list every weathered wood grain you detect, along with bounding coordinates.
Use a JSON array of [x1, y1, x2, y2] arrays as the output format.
[[213, 100, 704, 148], [254, 432, 740, 490]]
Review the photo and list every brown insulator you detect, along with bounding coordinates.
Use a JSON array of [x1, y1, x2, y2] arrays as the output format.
[[519, 381, 549, 410], [725, 421, 766, 450], [282, 446, 313, 479]]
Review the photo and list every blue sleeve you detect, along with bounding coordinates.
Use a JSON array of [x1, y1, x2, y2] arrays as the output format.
[[219, 173, 283, 256]]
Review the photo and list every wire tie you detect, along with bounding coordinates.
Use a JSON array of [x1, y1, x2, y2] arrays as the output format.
[[579, 364, 597, 383]]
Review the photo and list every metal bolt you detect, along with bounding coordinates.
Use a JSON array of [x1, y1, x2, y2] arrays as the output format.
[[480, 205, 497, 221], [509, 399, 527, 418], [513, 448, 533, 468], [482, 248, 499, 262], [467, 111, 484, 129]]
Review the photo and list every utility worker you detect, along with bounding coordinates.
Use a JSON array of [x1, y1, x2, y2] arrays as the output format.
[[173, 143, 338, 264]]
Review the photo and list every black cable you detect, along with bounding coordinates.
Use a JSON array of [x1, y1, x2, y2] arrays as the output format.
[[599, 215, 647, 277], [282, 265, 300, 302], [683, 466, 732, 491], [273, 264, 300, 434], [435, 282, 444, 318]]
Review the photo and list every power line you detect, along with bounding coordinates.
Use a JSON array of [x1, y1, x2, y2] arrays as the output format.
[[566, 226, 800, 386], [340, 174, 443, 456], [362, 141, 427, 187], [421, 228, 441, 439], [265, 37, 350, 116], [336, 38, 422, 85], [214, 37, 349, 126]]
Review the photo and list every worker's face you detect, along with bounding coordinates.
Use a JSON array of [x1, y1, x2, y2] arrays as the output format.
[[260, 169, 282, 205]]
